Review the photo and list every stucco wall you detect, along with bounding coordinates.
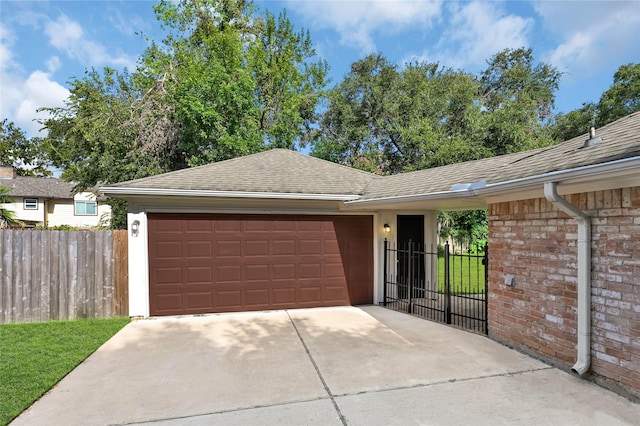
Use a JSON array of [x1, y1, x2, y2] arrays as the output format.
[[488, 186, 640, 398]]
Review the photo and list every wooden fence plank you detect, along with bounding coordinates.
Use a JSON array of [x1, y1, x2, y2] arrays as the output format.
[[0, 229, 129, 323], [49, 231, 60, 321], [113, 230, 129, 317]]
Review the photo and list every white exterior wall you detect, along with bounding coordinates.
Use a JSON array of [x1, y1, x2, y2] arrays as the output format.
[[6, 197, 45, 223], [47, 193, 111, 228], [127, 208, 150, 317], [4, 192, 111, 228]]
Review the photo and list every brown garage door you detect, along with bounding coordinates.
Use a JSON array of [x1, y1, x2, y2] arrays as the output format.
[[148, 214, 373, 316]]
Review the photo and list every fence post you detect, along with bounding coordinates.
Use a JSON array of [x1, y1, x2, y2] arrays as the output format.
[[383, 238, 388, 306], [408, 240, 414, 314], [484, 243, 489, 334], [444, 240, 451, 324]]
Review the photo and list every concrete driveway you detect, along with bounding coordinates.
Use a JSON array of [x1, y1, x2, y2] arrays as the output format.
[[12, 306, 640, 425]]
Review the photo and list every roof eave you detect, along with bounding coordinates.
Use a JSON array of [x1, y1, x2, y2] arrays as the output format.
[[99, 186, 361, 202], [345, 156, 640, 208]]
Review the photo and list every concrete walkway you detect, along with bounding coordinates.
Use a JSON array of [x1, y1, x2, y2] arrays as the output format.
[[12, 306, 640, 425]]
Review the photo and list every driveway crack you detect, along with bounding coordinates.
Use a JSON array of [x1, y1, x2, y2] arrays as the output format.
[[286, 310, 347, 426]]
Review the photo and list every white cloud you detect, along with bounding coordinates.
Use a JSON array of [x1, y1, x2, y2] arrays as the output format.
[[0, 25, 25, 123], [46, 56, 61, 73], [1, 25, 68, 137], [431, 1, 533, 69], [534, 1, 640, 77], [14, 71, 69, 137], [44, 14, 137, 70], [284, 0, 443, 53]]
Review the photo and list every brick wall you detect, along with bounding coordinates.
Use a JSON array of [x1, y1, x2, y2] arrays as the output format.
[[488, 186, 640, 399]]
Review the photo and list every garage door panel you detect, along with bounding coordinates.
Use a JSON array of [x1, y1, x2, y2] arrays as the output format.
[[245, 264, 269, 281], [272, 287, 296, 304], [271, 263, 296, 280], [148, 214, 373, 316], [186, 266, 212, 284], [244, 240, 269, 256], [186, 292, 213, 309], [216, 265, 242, 282], [155, 267, 182, 285], [216, 240, 241, 256], [155, 241, 183, 259], [186, 240, 212, 258], [272, 239, 295, 255], [245, 289, 270, 306], [299, 262, 322, 279], [217, 290, 242, 308]]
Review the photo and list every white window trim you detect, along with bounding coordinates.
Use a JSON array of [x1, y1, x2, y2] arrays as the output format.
[[74, 200, 98, 216], [24, 198, 38, 210]]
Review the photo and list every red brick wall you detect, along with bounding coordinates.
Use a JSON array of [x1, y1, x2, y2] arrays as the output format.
[[488, 186, 640, 398]]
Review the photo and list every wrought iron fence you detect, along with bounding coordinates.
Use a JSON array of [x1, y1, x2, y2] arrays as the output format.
[[382, 239, 488, 334]]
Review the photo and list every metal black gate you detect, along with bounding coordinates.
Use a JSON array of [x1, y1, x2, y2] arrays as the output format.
[[382, 240, 488, 334]]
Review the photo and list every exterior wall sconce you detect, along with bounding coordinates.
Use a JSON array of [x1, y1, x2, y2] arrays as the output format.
[[383, 223, 391, 233], [131, 220, 140, 237]]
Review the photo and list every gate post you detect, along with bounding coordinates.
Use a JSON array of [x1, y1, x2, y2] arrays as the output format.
[[408, 240, 414, 314], [484, 243, 489, 334], [383, 238, 388, 306], [444, 241, 451, 324]]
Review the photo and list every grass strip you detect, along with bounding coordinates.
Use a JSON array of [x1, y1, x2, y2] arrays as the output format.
[[0, 317, 130, 425]]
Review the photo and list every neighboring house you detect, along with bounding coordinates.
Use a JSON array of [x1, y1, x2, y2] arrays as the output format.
[[101, 111, 640, 399], [0, 166, 111, 228]]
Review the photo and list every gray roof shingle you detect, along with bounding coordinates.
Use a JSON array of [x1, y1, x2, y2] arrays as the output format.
[[360, 111, 640, 200], [107, 149, 378, 195], [102, 111, 640, 201], [0, 176, 76, 199]]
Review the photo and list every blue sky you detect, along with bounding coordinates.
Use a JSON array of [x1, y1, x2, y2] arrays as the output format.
[[1, 0, 639, 138]]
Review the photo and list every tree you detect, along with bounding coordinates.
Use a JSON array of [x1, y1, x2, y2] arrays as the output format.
[[478, 47, 561, 155], [312, 48, 559, 174], [0, 186, 23, 229], [40, 0, 328, 227], [0, 120, 51, 176], [551, 63, 640, 141], [597, 63, 640, 125]]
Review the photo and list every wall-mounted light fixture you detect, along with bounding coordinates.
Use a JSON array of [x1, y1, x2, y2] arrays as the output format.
[[383, 223, 391, 233], [131, 220, 140, 237]]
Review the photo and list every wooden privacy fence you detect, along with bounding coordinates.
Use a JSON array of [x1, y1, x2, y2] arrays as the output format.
[[0, 230, 128, 323]]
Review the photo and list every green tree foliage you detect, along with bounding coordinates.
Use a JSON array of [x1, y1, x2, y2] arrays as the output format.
[[479, 47, 560, 154], [311, 48, 560, 175], [0, 120, 50, 177], [39, 0, 328, 227], [0, 186, 24, 229], [552, 63, 640, 140], [598, 63, 640, 124]]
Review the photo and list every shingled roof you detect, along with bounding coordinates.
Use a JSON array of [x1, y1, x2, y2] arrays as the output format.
[[0, 176, 76, 199], [104, 149, 378, 197], [358, 111, 640, 201], [101, 111, 640, 202]]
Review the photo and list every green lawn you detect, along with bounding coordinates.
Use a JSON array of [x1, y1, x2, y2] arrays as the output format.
[[0, 317, 130, 425], [437, 255, 486, 293]]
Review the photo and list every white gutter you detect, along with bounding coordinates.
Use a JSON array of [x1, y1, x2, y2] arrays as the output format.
[[346, 156, 640, 206], [99, 187, 361, 202], [544, 182, 591, 376]]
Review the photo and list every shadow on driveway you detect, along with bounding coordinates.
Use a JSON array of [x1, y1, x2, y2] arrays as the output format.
[[11, 306, 640, 425]]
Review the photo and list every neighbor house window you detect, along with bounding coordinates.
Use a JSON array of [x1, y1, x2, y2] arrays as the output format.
[[75, 201, 97, 216], [24, 198, 38, 210]]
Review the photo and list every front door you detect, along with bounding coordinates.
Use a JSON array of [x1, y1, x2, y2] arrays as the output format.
[[397, 215, 425, 299]]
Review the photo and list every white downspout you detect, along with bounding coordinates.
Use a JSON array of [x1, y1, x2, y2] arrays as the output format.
[[544, 182, 591, 375]]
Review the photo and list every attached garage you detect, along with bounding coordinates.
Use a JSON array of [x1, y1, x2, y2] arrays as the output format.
[[148, 213, 373, 316]]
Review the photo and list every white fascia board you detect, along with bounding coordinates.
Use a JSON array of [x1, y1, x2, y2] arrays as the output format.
[[346, 156, 640, 207], [99, 186, 361, 202], [476, 156, 640, 196], [343, 189, 475, 207]]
